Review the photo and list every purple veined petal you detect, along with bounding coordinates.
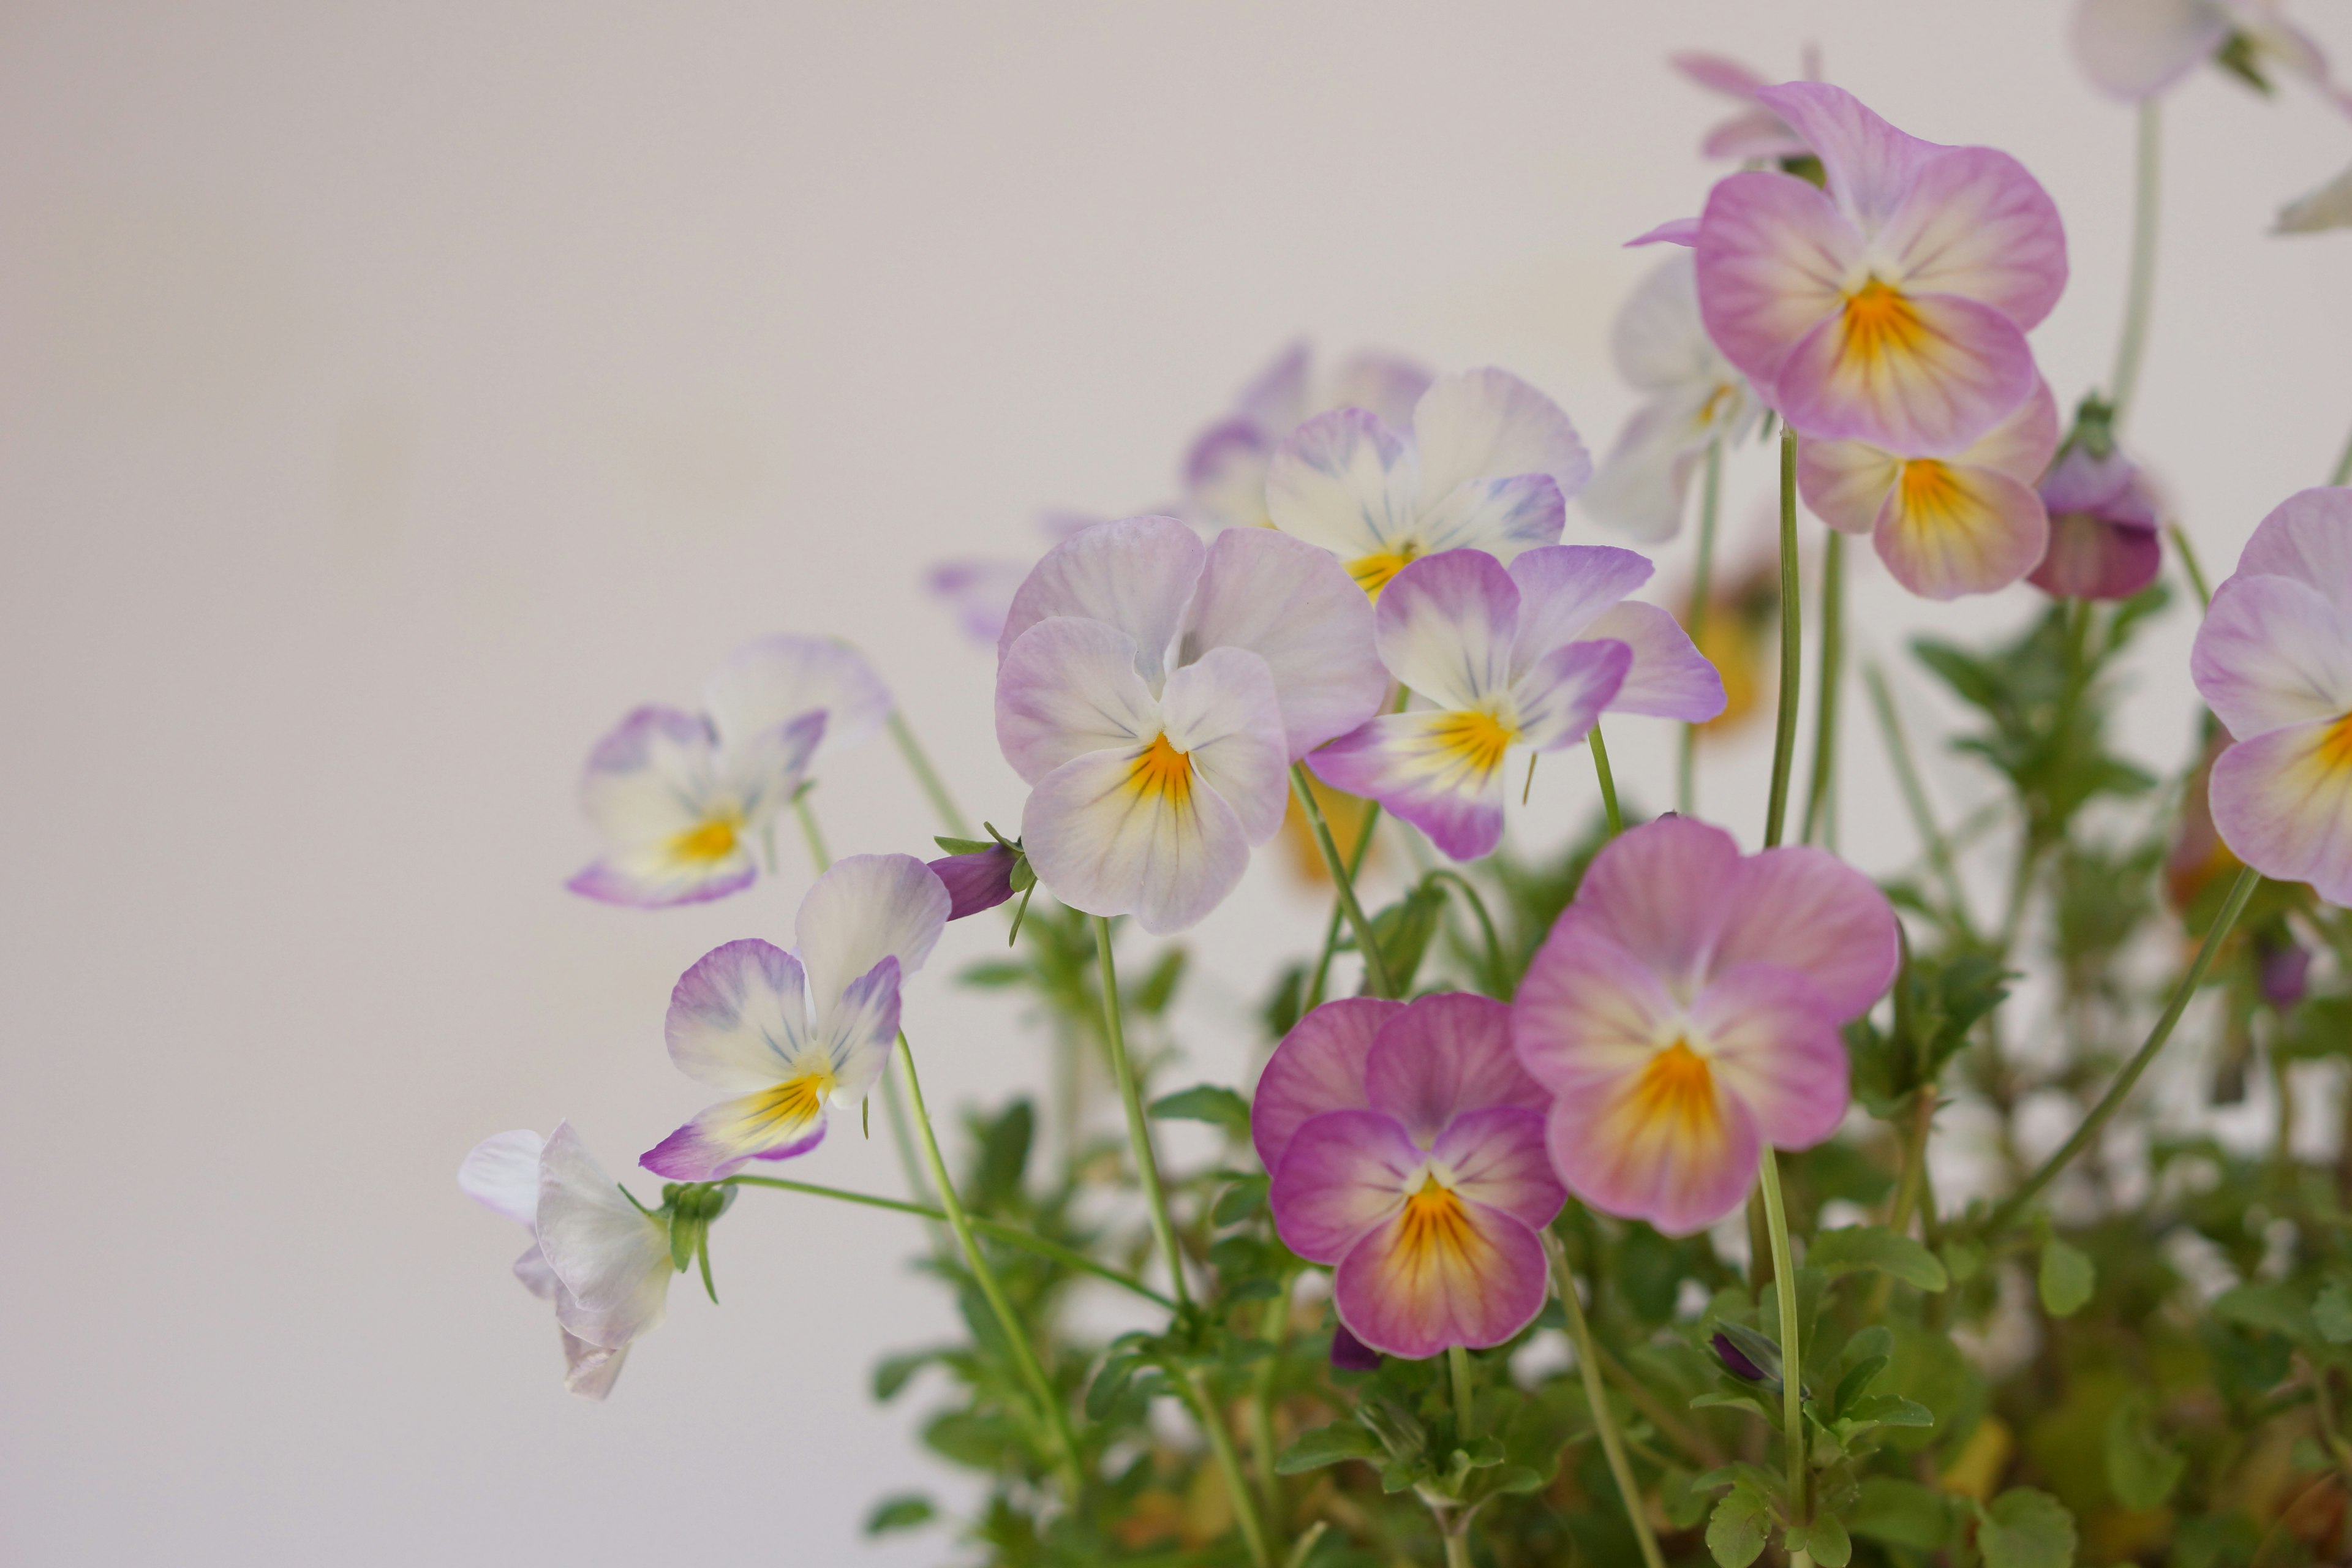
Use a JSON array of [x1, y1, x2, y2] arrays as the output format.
[[2071, 0, 2231, 100], [1363, 993, 1548, 1146], [2279, 160, 2352, 234], [1873, 459, 2051, 601], [1326, 352, 1435, 431], [2030, 512, 2163, 601], [640, 1085, 831, 1181], [794, 854, 952, 1017], [1713, 845, 1901, 1019], [1542, 1033, 1763, 1237], [1627, 216, 1700, 249], [1230, 337, 1312, 432], [1754, 82, 1946, 234], [2232, 488, 2352, 616], [926, 557, 1030, 647], [1694, 172, 1858, 391], [1182, 417, 1279, 532], [1430, 1106, 1567, 1232], [2192, 573, 2352, 739], [1512, 922, 1686, 1097], [537, 1123, 674, 1330], [716, 710, 826, 829], [812, 957, 904, 1104], [1874, 146, 2068, 331], [1180, 527, 1389, 759], [1504, 544, 1653, 666], [1019, 742, 1254, 935], [1509, 638, 1632, 751], [1689, 962, 1852, 1148], [459, 1130, 548, 1229], [576, 704, 722, 847], [1265, 407, 1423, 563], [1410, 369, 1592, 511], [664, 938, 811, 1091], [1374, 550, 1523, 711], [1671, 50, 1771, 99], [561, 1330, 629, 1400], [1613, 251, 1724, 393], [1562, 816, 1744, 1000], [1798, 438, 1902, 535], [995, 515, 1207, 685], [704, 635, 892, 760], [1581, 390, 1719, 543], [1159, 647, 1291, 845], [1329, 1321, 1384, 1371], [1413, 473, 1568, 562], [1962, 378, 2062, 486], [2209, 717, 2352, 905], [1306, 711, 1510, 862], [928, 845, 1019, 921], [1268, 1109, 1419, 1263], [996, 617, 1164, 783], [1773, 288, 2038, 457], [1253, 998, 1409, 1175], [1583, 602, 1728, 722], [1330, 1172, 1552, 1357]]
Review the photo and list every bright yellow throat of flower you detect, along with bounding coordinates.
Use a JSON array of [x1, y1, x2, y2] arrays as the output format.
[[2321, 713, 2352, 771], [755, 1069, 836, 1129], [1838, 277, 1931, 371], [1349, 544, 1422, 597], [1431, 709, 1518, 779], [670, 816, 741, 863], [1630, 1040, 1718, 1134], [1127, 733, 1194, 805], [1398, 1175, 1477, 1264]]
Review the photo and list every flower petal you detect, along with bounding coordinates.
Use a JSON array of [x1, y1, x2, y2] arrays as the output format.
[[566, 845, 755, 909], [1961, 377, 2062, 484], [928, 845, 1019, 921], [1253, 998, 1408, 1175], [664, 938, 811, 1092], [794, 853, 951, 1017], [1020, 743, 1253, 935], [1797, 439, 1902, 535], [1774, 288, 2038, 456], [715, 711, 826, 830], [1873, 146, 2068, 331], [1627, 216, 1701, 248], [1753, 82, 1943, 233], [1512, 924, 1686, 1098], [925, 557, 1028, 646], [2071, 0, 2231, 99], [1181, 527, 1390, 758], [1327, 352, 1434, 429], [1671, 50, 1770, 99], [536, 1123, 673, 1335], [811, 957, 903, 1102], [2233, 488, 2352, 617], [640, 1084, 830, 1180], [1689, 963, 1851, 1147], [1333, 1175, 1553, 1355], [1231, 337, 1311, 431], [1543, 1040, 1761, 1236], [1612, 251, 1728, 393], [1267, 408, 1422, 561], [1713, 845, 1901, 1018], [996, 515, 1207, 685], [1874, 461, 2051, 601], [1182, 417, 1278, 532], [1412, 473, 1568, 562], [1559, 816, 1743, 999], [1504, 544, 1655, 668], [703, 636, 892, 758], [1307, 711, 1508, 862], [1582, 390, 1718, 542], [1159, 647, 1291, 844], [1430, 1105, 1567, 1231], [1375, 549, 1521, 710], [1268, 1109, 1417, 1263], [1410, 369, 1591, 510], [575, 704, 718, 843], [1364, 993, 1550, 1145], [561, 1331, 629, 1400], [1508, 638, 1632, 751], [1694, 170, 1858, 393], [2193, 573, 2352, 739], [2029, 511, 2163, 600], [2209, 718, 2352, 904], [1583, 601, 1726, 722], [996, 617, 1162, 783], [459, 1130, 547, 1229]]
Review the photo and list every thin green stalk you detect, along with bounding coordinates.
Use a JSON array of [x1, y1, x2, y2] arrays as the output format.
[[1800, 532, 1844, 849], [1444, 1529, 1474, 1568], [1757, 1152, 1809, 1564], [2110, 98, 2162, 430], [1093, 917, 1193, 1307], [1449, 1345, 1476, 1438], [1986, 864, 2262, 1233], [887, 709, 972, 838], [725, 1174, 1174, 1307], [1186, 1368, 1274, 1568], [2169, 522, 2212, 611], [793, 794, 832, 871], [1679, 437, 1725, 816], [1306, 799, 1383, 1010], [1588, 725, 1624, 837], [1426, 870, 1506, 997], [2332, 420, 2352, 488], [894, 1035, 1084, 1498], [1764, 425, 1803, 848], [1546, 1232, 1669, 1568], [1864, 662, 1975, 937], [1249, 1278, 1292, 1526], [1292, 765, 1396, 999]]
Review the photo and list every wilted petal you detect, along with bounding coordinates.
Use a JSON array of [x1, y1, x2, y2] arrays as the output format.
[[1874, 146, 2069, 330], [1690, 963, 1852, 1147], [1583, 601, 1727, 722], [1253, 998, 1407, 1175], [2192, 573, 2352, 739], [794, 854, 951, 1017], [996, 617, 1162, 783], [1411, 368, 1592, 507], [1181, 527, 1390, 758], [1375, 550, 1522, 711], [1714, 845, 1902, 1017], [1363, 993, 1549, 1145], [1775, 288, 2038, 456], [2209, 717, 2352, 905], [2072, 0, 2231, 99], [1332, 1178, 1552, 1357], [1695, 172, 1857, 392], [704, 635, 892, 759], [1267, 408, 1423, 562], [663, 938, 811, 1092], [459, 1130, 547, 1229], [996, 516, 1207, 686]]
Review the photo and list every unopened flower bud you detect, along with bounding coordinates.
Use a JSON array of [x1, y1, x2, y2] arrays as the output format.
[[929, 843, 1021, 921]]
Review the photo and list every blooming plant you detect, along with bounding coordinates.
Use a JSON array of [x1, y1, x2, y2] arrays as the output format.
[[460, 30, 2352, 1568]]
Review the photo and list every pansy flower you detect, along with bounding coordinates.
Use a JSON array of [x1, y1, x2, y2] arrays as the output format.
[[1670, 46, 1822, 162], [1184, 339, 1432, 533], [459, 1123, 677, 1399], [2073, 0, 2349, 106], [1308, 547, 1724, 861], [1694, 83, 2067, 456], [1266, 368, 1593, 597], [1256, 995, 1566, 1359], [642, 854, 951, 1178], [2030, 443, 2163, 600], [1512, 816, 1899, 1234], [1583, 251, 1762, 543], [2188, 487, 2352, 903], [1798, 380, 2060, 599]]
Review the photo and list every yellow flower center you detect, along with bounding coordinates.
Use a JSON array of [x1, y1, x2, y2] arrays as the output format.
[[669, 816, 741, 863], [1838, 277, 1931, 371], [2323, 713, 2352, 772], [753, 1068, 836, 1130], [1127, 732, 1194, 805], [1398, 1173, 1475, 1259], [1629, 1039, 1719, 1134], [1348, 543, 1422, 598], [1430, 709, 1518, 779]]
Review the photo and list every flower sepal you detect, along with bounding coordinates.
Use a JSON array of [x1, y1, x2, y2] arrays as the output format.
[[657, 1181, 739, 1302]]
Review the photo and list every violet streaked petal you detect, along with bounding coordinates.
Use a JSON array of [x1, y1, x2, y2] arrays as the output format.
[[1582, 601, 1726, 723], [1306, 712, 1509, 863], [1712, 845, 1901, 1019], [1374, 549, 1523, 711], [1798, 438, 1902, 536], [704, 635, 892, 759], [1773, 288, 2038, 456], [717, 711, 826, 831], [459, 1130, 548, 1229], [2233, 488, 2352, 616], [995, 515, 1207, 685], [1266, 407, 1422, 561], [1253, 997, 1408, 1175], [1410, 369, 1592, 508], [1159, 646, 1292, 845], [1689, 962, 1852, 1148], [1180, 526, 1389, 758], [995, 617, 1162, 784], [1268, 1109, 1418, 1263], [1412, 473, 1568, 562], [794, 853, 952, 1017], [1562, 816, 1744, 999], [664, 938, 811, 1093], [1504, 544, 1655, 670], [640, 1088, 829, 1182], [1694, 172, 1856, 393], [2209, 717, 2352, 905], [1020, 744, 1252, 935], [1332, 1184, 1551, 1357], [1753, 82, 1944, 233], [1430, 1106, 1566, 1231], [1874, 146, 2068, 330], [1961, 379, 2063, 486], [1507, 638, 1632, 753], [1512, 924, 1686, 1097], [577, 705, 720, 846], [2193, 574, 2352, 740], [1363, 993, 1548, 1145], [810, 957, 904, 1105], [929, 845, 1019, 921]]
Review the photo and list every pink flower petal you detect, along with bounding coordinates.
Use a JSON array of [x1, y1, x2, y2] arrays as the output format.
[[1689, 962, 1852, 1148], [1671, 50, 1771, 99], [1754, 82, 1943, 233], [997, 515, 1206, 684], [1555, 816, 1743, 1000], [1332, 1180, 1551, 1357], [1268, 1109, 1417, 1263], [2029, 511, 2163, 601], [1963, 379, 2063, 484], [2233, 488, 2352, 617], [1627, 216, 1701, 249], [1695, 171, 1857, 392], [1306, 710, 1510, 862], [1542, 1036, 1762, 1237], [1513, 923, 1686, 1097], [1582, 601, 1727, 722], [1253, 998, 1408, 1175], [2209, 717, 2352, 904], [1874, 146, 2068, 330], [1797, 437, 1902, 535], [1184, 526, 1391, 758], [1714, 845, 1901, 1019], [1774, 287, 2038, 456], [1874, 459, 2051, 601], [2192, 573, 2352, 741], [1430, 1106, 1567, 1231], [1363, 993, 1549, 1144]]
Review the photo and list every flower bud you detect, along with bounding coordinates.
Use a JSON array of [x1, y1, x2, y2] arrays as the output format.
[[929, 843, 1020, 921], [1329, 1322, 1382, 1372]]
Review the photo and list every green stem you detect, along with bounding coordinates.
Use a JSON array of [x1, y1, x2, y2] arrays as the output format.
[[1757, 1151, 1809, 1561], [2332, 420, 2352, 488], [1292, 765, 1396, 999], [2109, 98, 2162, 430], [724, 1175, 1174, 1307], [1986, 864, 2262, 1233], [1093, 917, 1193, 1307], [1249, 1278, 1292, 1526], [793, 794, 832, 871], [1444, 1530, 1474, 1568], [1864, 662, 1975, 937], [2169, 522, 2213, 611], [1800, 532, 1844, 849], [1426, 870, 1507, 997], [1449, 1344, 1476, 1439], [1588, 725, 1624, 837], [894, 1035, 1084, 1498], [1679, 438, 1725, 816], [1763, 425, 1803, 849], [1546, 1232, 1668, 1568], [1306, 799, 1384, 1011], [886, 709, 972, 839], [1186, 1368, 1274, 1568]]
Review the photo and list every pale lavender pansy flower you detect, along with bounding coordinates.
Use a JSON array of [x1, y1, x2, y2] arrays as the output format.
[[1267, 369, 1593, 598], [1671, 45, 1822, 162], [927, 511, 1105, 649], [1256, 995, 1566, 1360], [2030, 443, 2164, 600], [1512, 816, 1899, 1235], [1184, 339, 1433, 533], [1799, 380, 2061, 600], [2073, 0, 2350, 107], [1309, 547, 1724, 861], [459, 1123, 676, 1400], [1695, 83, 2068, 456], [2278, 161, 2352, 233], [1584, 251, 1762, 542], [642, 854, 951, 1178], [2189, 488, 2352, 903]]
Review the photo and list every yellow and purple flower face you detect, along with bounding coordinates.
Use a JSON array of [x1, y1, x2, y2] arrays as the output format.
[[1256, 995, 1566, 1360], [1798, 380, 2060, 600], [639, 855, 951, 1180], [1694, 83, 2067, 458], [1512, 817, 1899, 1235], [2029, 444, 2164, 601], [2190, 488, 2352, 905], [1308, 546, 1725, 861]]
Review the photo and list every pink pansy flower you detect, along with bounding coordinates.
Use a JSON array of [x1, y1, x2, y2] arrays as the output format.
[[1694, 83, 2068, 456], [1798, 380, 2061, 600], [459, 1123, 677, 1400], [1583, 251, 1763, 543], [642, 854, 951, 1178], [1257, 995, 1566, 1360], [2030, 443, 2164, 600], [1267, 369, 1593, 598], [2073, 0, 2350, 107], [1672, 45, 1822, 162], [1512, 817, 1899, 1235], [1310, 548, 1725, 861], [2189, 488, 2352, 903], [1185, 339, 1433, 533]]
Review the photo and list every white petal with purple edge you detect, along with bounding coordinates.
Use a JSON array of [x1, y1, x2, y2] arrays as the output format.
[[1266, 408, 1423, 560], [704, 635, 892, 758], [664, 939, 812, 1091], [1412, 473, 1567, 561], [1179, 527, 1389, 758], [578, 706, 720, 845], [1182, 419, 1278, 532], [1511, 639, 1632, 751], [716, 711, 825, 829], [2209, 718, 2352, 904], [1327, 353, 1433, 430], [1158, 648, 1290, 845], [459, 1130, 546, 1229], [794, 854, 951, 1019], [1410, 369, 1591, 507], [2193, 574, 2352, 740], [1308, 711, 1509, 863], [1504, 545, 1654, 673], [1374, 551, 1523, 712], [1583, 602, 1727, 723], [995, 516, 1207, 686], [995, 617, 1164, 783]]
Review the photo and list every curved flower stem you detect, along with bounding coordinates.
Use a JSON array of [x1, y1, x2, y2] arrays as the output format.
[[1185, 1367, 1275, 1568], [1306, 799, 1384, 1010], [1292, 765, 1396, 999], [1679, 438, 1725, 816], [723, 1174, 1174, 1308], [1986, 864, 2263, 1234], [1545, 1231, 1668, 1568], [1757, 1151, 1810, 1566], [1764, 425, 1803, 849], [1092, 917, 1193, 1307], [2169, 522, 2213, 611], [894, 1033, 1084, 1498], [792, 793, 832, 871], [1800, 532, 1845, 849], [2109, 98, 2163, 430], [1425, 870, 1506, 997], [1588, 725, 1624, 837], [1864, 662, 1975, 938], [887, 709, 972, 839]]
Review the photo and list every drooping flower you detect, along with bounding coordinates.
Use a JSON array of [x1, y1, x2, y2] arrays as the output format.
[[1583, 251, 1762, 542], [1183, 339, 1432, 533], [1694, 83, 2068, 456], [459, 1123, 678, 1399], [2278, 160, 2352, 233], [2030, 442, 2164, 600], [2188, 487, 2352, 903], [1798, 380, 2060, 599], [2072, 0, 2350, 107], [641, 854, 951, 1178], [1512, 816, 1899, 1234], [1266, 369, 1593, 597], [1256, 995, 1566, 1359], [1308, 547, 1724, 861], [1671, 45, 1822, 162]]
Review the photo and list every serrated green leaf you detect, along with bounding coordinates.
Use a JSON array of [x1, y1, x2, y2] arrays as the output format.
[[1978, 1488, 2076, 1568], [1850, 1477, 1956, 1550], [864, 1493, 935, 1535], [1275, 1421, 1384, 1474], [2037, 1238, 2095, 1317], [2105, 1398, 2185, 1510], [1708, 1485, 1773, 1568], [1808, 1226, 1949, 1291], [1148, 1083, 1251, 1138]]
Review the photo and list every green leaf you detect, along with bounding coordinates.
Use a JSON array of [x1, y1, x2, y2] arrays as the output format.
[[2037, 1238, 2095, 1317], [864, 1493, 935, 1535], [2104, 1398, 2186, 1511], [1845, 1393, 1934, 1428], [1790, 1514, 1852, 1568], [1842, 1325, 1894, 1366], [2315, 1281, 2352, 1343], [957, 960, 1029, 989], [872, 1349, 940, 1402], [1148, 1083, 1251, 1138], [1832, 1356, 1889, 1418], [1086, 1354, 1144, 1419], [1131, 946, 1188, 1015], [1807, 1226, 1949, 1291], [1691, 1390, 1774, 1422], [1275, 1421, 1384, 1474], [970, 1098, 1033, 1211], [1708, 1484, 1773, 1568], [1212, 1174, 1269, 1226], [1977, 1488, 2077, 1568], [1366, 882, 1447, 993], [2213, 1283, 2316, 1343], [1850, 1478, 1956, 1551]]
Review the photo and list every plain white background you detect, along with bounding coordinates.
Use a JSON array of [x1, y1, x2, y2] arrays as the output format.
[[3, 2, 2347, 1562]]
